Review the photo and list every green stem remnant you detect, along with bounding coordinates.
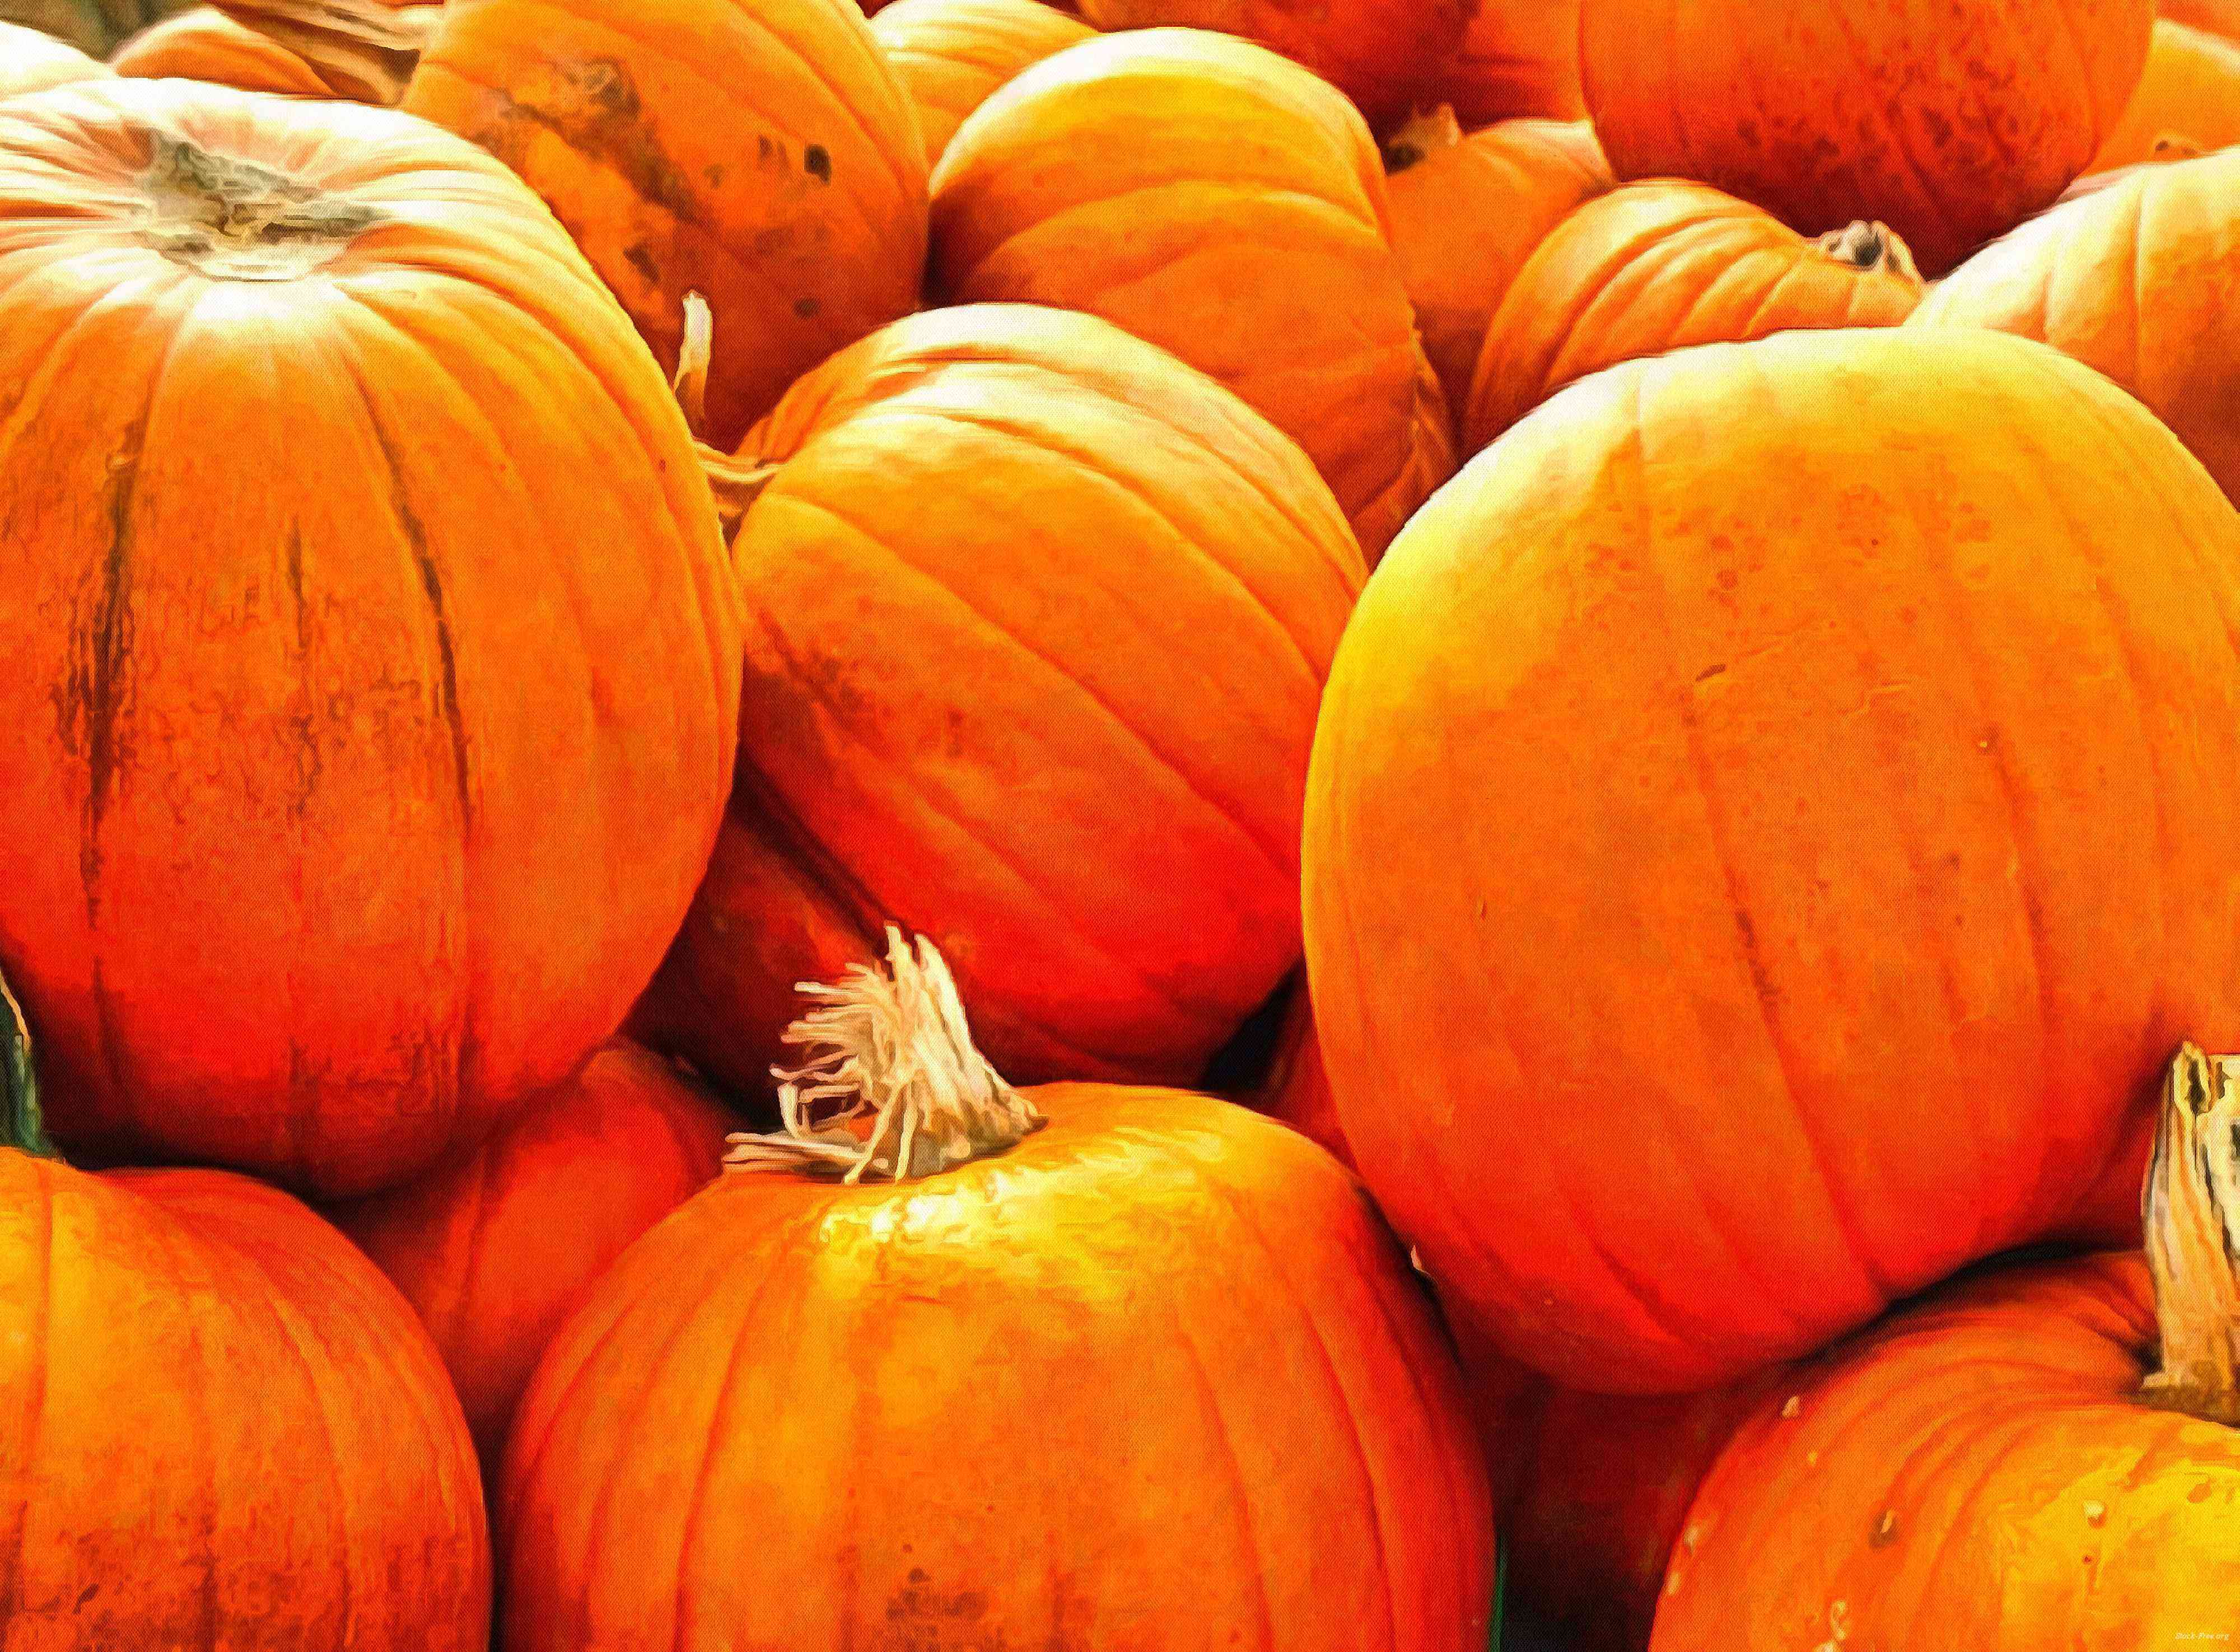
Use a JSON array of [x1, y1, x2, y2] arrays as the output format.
[[2141, 1044, 2240, 1425], [0, 969, 59, 1160]]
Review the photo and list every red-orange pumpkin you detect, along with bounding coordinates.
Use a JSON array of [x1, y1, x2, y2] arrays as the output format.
[[0, 80, 741, 1197], [110, 6, 332, 91], [634, 301, 1363, 1103], [2089, 20, 2240, 171], [510, 931, 1495, 1650], [0, 969, 490, 1645], [1462, 181, 1925, 455], [0, 18, 113, 94], [1304, 327, 2240, 1394], [330, 1041, 732, 1486], [1579, 0, 2157, 273], [1245, 973, 1352, 1169], [403, 0, 930, 448], [869, 0, 1092, 167], [1431, 0, 1583, 126], [927, 27, 1452, 562]]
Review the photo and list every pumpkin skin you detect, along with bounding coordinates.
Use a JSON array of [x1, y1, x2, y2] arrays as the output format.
[[0, 17, 111, 91], [110, 5, 329, 91], [0, 80, 742, 1197], [1303, 328, 2240, 1394], [2087, 21, 2240, 173], [1247, 974, 1354, 1170], [1384, 109, 1609, 418], [1914, 150, 2240, 512], [2, 0, 192, 55], [2162, 0, 2240, 37], [1462, 182, 1925, 455], [329, 1041, 732, 1487], [1434, 0, 1583, 125], [634, 302, 1364, 1103], [869, 0, 1091, 167], [403, 0, 929, 449], [1579, 0, 2156, 274], [928, 28, 1451, 563]]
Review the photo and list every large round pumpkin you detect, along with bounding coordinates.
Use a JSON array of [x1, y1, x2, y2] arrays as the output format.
[[1431, 0, 1583, 125], [2089, 20, 2240, 171], [1304, 326, 2240, 1394], [1654, 1047, 2240, 1644], [403, 0, 929, 449], [927, 27, 1451, 562], [1384, 107, 1610, 421], [330, 1041, 732, 1486], [0, 17, 111, 92], [1914, 149, 2240, 511], [0, 79, 742, 1197], [1579, 0, 2156, 274], [510, 930, 1495, 1651], [634, 301, 1363, 1103], [870, 0, 1091, 167], [110, 5, 330, 91], [1462, 181, 1925, 455], [0, 968, 491, 1645]]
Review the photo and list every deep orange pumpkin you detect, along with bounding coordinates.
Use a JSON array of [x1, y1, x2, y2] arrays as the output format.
[[869, 0, 1092, 167], [1579, 0, 2156, 273], [1462, 181, 1925, 455], [1305, 327, 2240, 1394], [634, 301, 1363, 1104], [0, 18, 113, 92], [403, 0, 930, 448], [1431, 0, 1583, 126], [330, 1041, 732, 1487], [927, 27, 1452, 562], [0, 79, 741, 1197], [1384, 107, 1610, 422], [1245, 974, 1353, 1170], [110, 6, 332, 91], [511, 931, 1495, 1650], [0, 969, 491, 1645]]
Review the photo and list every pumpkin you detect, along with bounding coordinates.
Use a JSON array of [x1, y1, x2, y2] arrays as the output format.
[[0, 0, 191, 55], [1303, 326, 2240, 1395], [509, 929, 1495, 1650], [1654, 1045, 2240, 1644], [927, 27, 1452, 563], [2087, 21, 2240, 174], [2162, 0, 2240, 37], [1432, 0, 1583, 126], [1384, 108, 1608, 426], [1462, 181, 1925, 456], [1579, 0, 2157, 274], [403, 0, 929, 449], [869, 0, 1091, 168], [1914, 149, 2240, 512], [632, 301, 1363, 1105], [330, 1040, 732, 1487], [1068, 0, 1469, 128], [0, 79, 742, 1197], [110, 6, 331, 92], [1245, 973, 1354, 1170], [0, 16, 111, 91], [0, 967, 491, 1645]]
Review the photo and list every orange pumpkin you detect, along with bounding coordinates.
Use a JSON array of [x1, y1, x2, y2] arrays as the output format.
[[1069, 0, 1469, 127], [404, 0, 929, 448], [634, 301, 1362, 1103], [0, 18, 113, 93], [111, 6, 331, 91], [1654, 1046, 2240, 1643], [869, 0, 1092, 167], [1432, 0, 1583, 125], [1245, 974, 1353, 1169], [927, 27, 1452, 562], [0, 80, 741, 1197], [1304, 327, 2240, 1395], [1914, 149, 2240, 511], [2162, 0, 2240, 37], [330, 1041, 732, 1487], [509, 930, 1495, 1651], [2088, 21, 2240, 173], [0, 969, 491, 1645], [1462, 181, 1925, 455], [1579, 0, 2156, 273]]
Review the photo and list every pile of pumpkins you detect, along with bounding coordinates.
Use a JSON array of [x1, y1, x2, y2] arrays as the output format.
[[2, 0, 2238, 1644]]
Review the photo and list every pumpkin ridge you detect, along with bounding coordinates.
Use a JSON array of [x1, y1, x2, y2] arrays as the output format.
[[1812, 1, 1962, 251]]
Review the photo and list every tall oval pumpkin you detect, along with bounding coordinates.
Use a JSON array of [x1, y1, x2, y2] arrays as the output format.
[[0, 79, 741, 1196], [1305, 328, 2240, 1393]]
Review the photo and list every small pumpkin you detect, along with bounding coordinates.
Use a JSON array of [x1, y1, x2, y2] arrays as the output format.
[[1462, 181, 1925, 456], [0, 15, 111, 91], [928, 27, 1452, 562], [403, 0, 929, 448], [110, 6, 331, 92], [2087, 21, 2240, 174], [1579, 0, 2157, 273], [0, 968, 491, 1645], [1654, 1045, 2240, 1643], [1304, 327, 2240, 1394], [0, 79, 742, 1197], [509, 930, 1496, 1650], [1383, 107, 1610, 418], [1913, 148, 2240, 511], [869, 0, 1092, 167], [330, 1040, 733, 1488], [633, 301, 1363, 1104], [1431, 0, 1583, 126]]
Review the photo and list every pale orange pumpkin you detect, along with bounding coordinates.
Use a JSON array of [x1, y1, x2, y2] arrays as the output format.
[[0, 17, 113, 94], [110, 6, 331, 91], [2088, 20, 2240, 172], [869, 0, 1092, 167]]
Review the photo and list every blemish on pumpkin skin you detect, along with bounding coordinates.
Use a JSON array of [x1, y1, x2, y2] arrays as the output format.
[[794, 296, 820, 319], [622, 241, 661, 288], [804, 144, 832, 183]]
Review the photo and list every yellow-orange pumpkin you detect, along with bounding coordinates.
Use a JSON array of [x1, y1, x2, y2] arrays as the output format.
[[110, 6, 330, 91], [1431, 0, 1583, 126], [869, 0, 1091, 167], [2088, 20, 2240, 173], [0, 17, 113, 92]]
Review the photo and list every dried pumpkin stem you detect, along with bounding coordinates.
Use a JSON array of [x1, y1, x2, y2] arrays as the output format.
[[724, 926, 1044, 1183], [1813, 220, 1919, 282], [699, 447, 779, 548], [673, 291, 713, 441], [1381, 104, 1464, 174], [2140, 1043, 2240, 1425], [0, 969, 59, 1161]]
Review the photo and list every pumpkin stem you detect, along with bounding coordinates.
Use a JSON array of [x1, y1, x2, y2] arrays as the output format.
[[724, 927, 1044, 1183], [2140, 1043, 2240, 1425], [1813, 220, 1921, 284], [1382, 104, 1465, 174], [699, 447, 779, 547], [0, 969, 60, 1162], [673, 291, 713, 441]]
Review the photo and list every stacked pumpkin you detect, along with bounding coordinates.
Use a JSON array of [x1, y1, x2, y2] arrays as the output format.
[[2, 0, 2239, 1645]]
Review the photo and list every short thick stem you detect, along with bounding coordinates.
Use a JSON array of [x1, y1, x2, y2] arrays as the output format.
[[1382, 104, 1464, 174], [2141, 1044, 2240, 1425], [1, 970, 59, 1161], [1812, 220, 1920, 284]]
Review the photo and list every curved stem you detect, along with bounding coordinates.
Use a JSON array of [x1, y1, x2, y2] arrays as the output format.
[[2141, 1043, 2240, 1425], [0, 969, 59, 1161], [672, 291, 712, 441]]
